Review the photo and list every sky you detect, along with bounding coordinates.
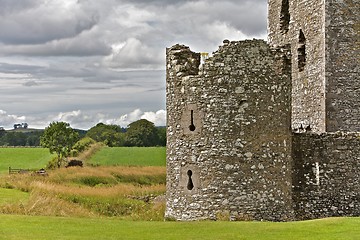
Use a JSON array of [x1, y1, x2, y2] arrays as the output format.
[[0, 0, 267, 130]]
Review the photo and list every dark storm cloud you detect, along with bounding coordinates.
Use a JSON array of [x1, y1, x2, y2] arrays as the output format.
[[0, 0, 100, 45]]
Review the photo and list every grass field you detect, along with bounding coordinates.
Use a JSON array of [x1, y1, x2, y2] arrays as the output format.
[[88, 147, 166, 166], [0, 148, 54, 174], [0, 147, 358, 239], [0, 215, 358, 240], [0, 188, 29, 205]]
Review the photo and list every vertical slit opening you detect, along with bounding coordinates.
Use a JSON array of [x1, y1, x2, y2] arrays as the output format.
[[298, 29, 306, 72], [189, 110, 196, 131], [187, 170, 194, 190], [314, 162, 320, 186], [280, 0, 290, 33]]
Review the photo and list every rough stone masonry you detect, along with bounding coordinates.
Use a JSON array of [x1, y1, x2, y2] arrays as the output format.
[[165, 0, 359, 221]]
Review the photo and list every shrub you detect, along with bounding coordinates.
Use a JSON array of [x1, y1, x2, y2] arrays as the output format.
[[46, 156, 61, 169], [72, 137, 96, 155]]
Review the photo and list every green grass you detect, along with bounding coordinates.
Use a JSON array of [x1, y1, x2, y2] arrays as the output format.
[[0, 188, 29, 204], [0, 148, 54, 174], [0, 215, 358, 240], [88, 147, 166, 166]]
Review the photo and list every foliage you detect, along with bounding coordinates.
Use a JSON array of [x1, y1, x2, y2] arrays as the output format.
[[124, 119, 160, 147], [46, 156, 63, 169], [1, 120, 165, 148], [86, 120, 166, 147], [156, 126, 167, 146], [0, 131, 43, 146], [40, 122, 79, 168], [71, 137, 96, 157], [86, 123, 125, 147], [0, 216, 359, 240], [88, 147, 166, 166]]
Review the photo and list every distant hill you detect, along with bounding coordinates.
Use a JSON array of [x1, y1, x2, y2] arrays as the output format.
[[6, 128, 44, 133]]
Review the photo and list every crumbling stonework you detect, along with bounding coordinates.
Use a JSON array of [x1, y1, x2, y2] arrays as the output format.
[[166, 0, 359, 221], [166, 41, 295, 221], [268, 0, 359, 133]]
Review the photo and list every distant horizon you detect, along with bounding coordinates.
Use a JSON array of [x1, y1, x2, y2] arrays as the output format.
[[0, 117, 168, 131]]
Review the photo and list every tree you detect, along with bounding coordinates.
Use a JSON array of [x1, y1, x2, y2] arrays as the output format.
[[40, 122, 79, 167], [124, 119, 159, 147], [86, 123, 125, 147], [156, 126, 167, 146]]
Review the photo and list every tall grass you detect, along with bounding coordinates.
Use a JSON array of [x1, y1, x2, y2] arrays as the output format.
[[0, 166, 166, 220]]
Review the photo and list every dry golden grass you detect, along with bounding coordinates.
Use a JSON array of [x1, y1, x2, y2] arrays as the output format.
[[0, 165, 166, 219], [30, 181, 165, 198], [50, 165, 165, 180]]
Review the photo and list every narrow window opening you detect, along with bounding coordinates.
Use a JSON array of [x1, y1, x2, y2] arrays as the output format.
[[189, 110, 196, 131], [187, 170, 194, 190], [280, 0, 290, 33], [314, 162, 320, 186], [298, 30, 306, 72]]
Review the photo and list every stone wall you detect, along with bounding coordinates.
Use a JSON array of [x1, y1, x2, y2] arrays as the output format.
[[268, 0, 359, 133], [268, 0, 326, 133], [166, 40, 295, 221], [325, 0, 360, 132], [166, 0, 359, 222], [292, 132, 360, 220]]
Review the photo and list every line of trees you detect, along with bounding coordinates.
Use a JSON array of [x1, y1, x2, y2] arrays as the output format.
[[86, 120, 166, 147], [39, 119, 166, 168], [0, 130, 43, 146], [0, 119, 166, 148]]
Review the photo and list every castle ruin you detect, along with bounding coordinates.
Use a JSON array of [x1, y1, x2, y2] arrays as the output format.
[[165, 0, 359, 221]]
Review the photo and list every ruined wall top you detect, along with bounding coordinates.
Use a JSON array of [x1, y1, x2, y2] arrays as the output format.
[[166, 39, 294, 221], [268, 0, 360, 133]]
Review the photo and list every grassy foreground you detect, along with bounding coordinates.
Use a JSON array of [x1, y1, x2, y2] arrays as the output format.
[[0, 215, 358, 240]]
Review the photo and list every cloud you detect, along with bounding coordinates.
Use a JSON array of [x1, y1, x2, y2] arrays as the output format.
[[103, 38, 163, 70], [105, 109, 166, 128], [11, 108, 167, 130], [0, 0, 99, 45], [0, 110, 26, 128], [0, 0, 267, 130], [140, 109, 166, 126], [0, 108, 166, 130]]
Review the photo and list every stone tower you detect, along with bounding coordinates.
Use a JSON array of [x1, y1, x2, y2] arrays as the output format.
[[165, 41, 294, 221], [165, 0, 360, 222], [268, 0, 359, 133]]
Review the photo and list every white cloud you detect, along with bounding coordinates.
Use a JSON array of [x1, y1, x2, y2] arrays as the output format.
[[0, 108, 166, 130], [0, 110, 26, 128], [103, 38, 163, 70], [105, 109, 166, 128], [140, 109, 166, 126]]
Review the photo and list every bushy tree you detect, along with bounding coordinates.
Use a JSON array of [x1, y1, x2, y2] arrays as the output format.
[[156, 127, 167, 146], [124, 119, 159, 147], [40, 121, 79, 167], [86, 123, 125, 147]]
